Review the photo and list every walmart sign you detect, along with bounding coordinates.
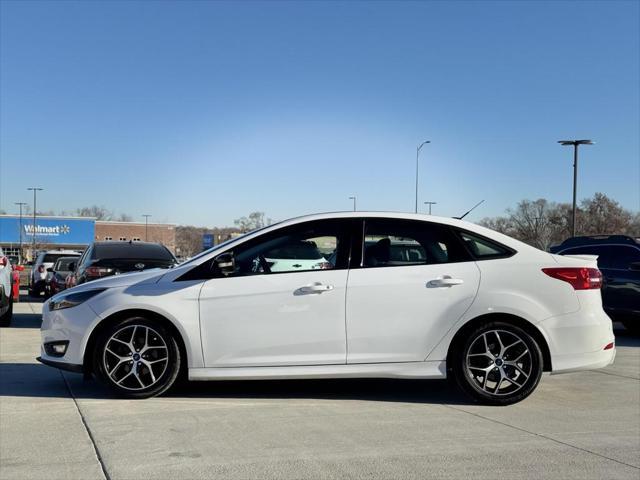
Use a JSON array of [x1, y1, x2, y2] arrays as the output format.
[[0, 216, 95, 245]]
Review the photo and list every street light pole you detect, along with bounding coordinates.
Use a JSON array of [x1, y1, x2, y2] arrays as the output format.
[[423, 201, 437, 215], [27, 187, 43, 261], [14, 202, 27, 263], [415, 141, 430, 213], [349, 196, 357, 211], [558, 140, 594, 237], [142, 214, 152, 241]]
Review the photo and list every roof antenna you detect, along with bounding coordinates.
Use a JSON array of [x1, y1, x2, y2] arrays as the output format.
[[455, 200, 485, 220]]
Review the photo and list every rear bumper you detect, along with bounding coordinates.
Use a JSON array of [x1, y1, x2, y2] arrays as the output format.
[[538, 308, 616, 374]]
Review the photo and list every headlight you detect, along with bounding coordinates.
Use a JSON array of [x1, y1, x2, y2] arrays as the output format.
[[49, 289, 107, 311]]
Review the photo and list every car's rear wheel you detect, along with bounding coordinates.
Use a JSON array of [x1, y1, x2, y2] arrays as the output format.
[[93, 317, 181, 399], [452, 321, 543, 405]]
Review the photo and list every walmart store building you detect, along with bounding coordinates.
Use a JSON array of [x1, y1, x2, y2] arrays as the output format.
[[0, 215, 176, 261]]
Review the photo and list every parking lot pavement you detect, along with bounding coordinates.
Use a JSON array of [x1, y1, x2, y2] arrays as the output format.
[[1, 302, 639, 480]]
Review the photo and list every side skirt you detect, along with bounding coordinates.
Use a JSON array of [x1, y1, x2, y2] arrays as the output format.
[[188, 361, 447, 381]]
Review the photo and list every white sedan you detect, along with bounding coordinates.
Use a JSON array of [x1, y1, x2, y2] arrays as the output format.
[[38, 212, 615, 405]]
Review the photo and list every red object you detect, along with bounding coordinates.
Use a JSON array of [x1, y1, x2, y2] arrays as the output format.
[[604, 342, 615, 350], [11, 270, 20, 300], [0, 256, 7, 268], [542, 267, 603, 290]]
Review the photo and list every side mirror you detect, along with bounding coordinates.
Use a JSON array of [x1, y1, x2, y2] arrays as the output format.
[[46, 267, 53, 272], [214, 252, 235, 276], [630, 261, 640, 271], [68, 262, 76, 272]]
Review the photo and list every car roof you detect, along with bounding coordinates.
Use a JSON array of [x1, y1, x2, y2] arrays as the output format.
[[552, 235, 639, 251], [245, 211, 539, 253]]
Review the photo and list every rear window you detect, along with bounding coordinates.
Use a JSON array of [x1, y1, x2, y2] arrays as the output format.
[[43, 253, 79, 263], [54, 258, 76, 271], [92, 243, 175, 261]]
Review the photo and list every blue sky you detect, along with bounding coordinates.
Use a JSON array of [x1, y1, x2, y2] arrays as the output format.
[[1, 0, 638, 227]]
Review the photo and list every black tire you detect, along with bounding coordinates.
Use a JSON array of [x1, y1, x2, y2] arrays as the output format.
[[622, 320, 640, 336], [93, 317, 181, 399], [0, 295, 12, 327], [451, 321, 543, 406]]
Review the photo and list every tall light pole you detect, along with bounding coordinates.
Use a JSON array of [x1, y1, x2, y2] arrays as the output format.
[[415, 140, 430, 213], [558, 140, 594, 237], [349, 196, 357, 211], [14, 202, 27, 263], [142, 214, 152, 241], [423, 201, 437, 215], [27, 187, 43, 260]]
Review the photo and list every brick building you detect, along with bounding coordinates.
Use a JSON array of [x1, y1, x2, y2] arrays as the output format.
[[95, 221, 176, 253]]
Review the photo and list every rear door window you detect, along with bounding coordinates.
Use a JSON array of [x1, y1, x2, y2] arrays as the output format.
[[363, 219, 470, 267]]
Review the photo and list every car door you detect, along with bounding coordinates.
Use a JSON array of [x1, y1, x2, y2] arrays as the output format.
[[346, 218, 480, 364], [199, 219, 353, 367]]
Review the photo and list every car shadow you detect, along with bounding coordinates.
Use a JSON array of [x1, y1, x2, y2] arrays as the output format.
[[0, 362, 472, 405]]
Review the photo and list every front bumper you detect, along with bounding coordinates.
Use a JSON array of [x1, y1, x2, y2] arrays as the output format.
[[39, 299, 101, 372]]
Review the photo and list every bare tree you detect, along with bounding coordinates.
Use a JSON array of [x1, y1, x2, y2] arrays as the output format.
[[579, 193, 632, 235], [477, 193, 638, 250], [75, 205, 113, 220], [234, 212, 272, 233]]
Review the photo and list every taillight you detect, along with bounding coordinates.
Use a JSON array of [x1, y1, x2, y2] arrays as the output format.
[[542, 267, 602, 290], [0, 256, 7, 268], [85, 266, 113, 277]]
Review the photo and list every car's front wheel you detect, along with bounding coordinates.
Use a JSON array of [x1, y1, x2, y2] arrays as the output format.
[[451, 321, 543, 405], [93, 317, 181, 399]]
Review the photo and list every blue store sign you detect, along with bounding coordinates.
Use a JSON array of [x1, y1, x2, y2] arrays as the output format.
[[202, 233, 214, 250], [0, 216, 95, 245]]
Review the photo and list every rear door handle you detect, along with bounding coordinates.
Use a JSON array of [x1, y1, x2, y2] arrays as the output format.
[[427, 276, 464, 288], [297, 282, 334, 294]]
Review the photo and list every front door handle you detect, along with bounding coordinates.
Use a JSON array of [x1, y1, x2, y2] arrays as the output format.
[[297, 282, 334, 294], [427, 275, 464, 288]]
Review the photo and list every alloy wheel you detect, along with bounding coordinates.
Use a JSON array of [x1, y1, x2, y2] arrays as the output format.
[[103, 325, 169, 391], [465, 329, 533, 396]]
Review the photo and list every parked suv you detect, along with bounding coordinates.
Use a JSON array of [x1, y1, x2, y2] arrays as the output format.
[[67, 241, 177, 286], [550, 235, 640, 333], [0, 248, 13, 326], [29, 250, 82, 297]]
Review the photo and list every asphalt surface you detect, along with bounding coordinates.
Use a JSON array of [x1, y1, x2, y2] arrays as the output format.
[[1, 297, 639, 480]]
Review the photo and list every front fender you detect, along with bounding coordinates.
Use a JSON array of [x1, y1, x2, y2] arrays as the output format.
[[85, 282, 204, 368]]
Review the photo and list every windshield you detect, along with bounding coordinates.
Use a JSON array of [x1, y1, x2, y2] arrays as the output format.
[[179, 223, 280, 267]]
